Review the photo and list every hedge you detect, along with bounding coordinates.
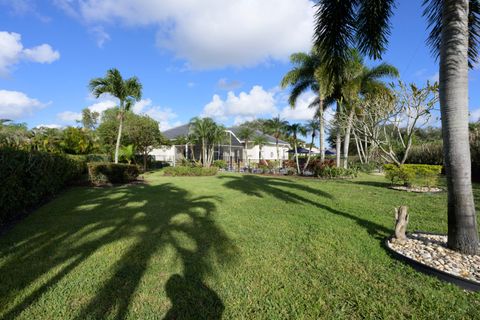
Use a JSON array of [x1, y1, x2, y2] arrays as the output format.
[[163, 166, 218, 176], [87, 162, 140, 184], [0, 148, 86, 226], [384, 164, 442, 187]]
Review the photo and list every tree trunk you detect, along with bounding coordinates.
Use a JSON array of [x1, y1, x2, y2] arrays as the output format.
[[294, 142, 300, 174], [318, 99, 325, 162], [336, 132, 341, 167], [114, 107, 124, 164], [303, 133, 315, 173], [276, 138, 280, 172], [202, 138, 206, 167], [343, 107, 355, 169], [394, 206, 409, 241], [143, 152, 147, 172], [441, 0, 479, 254]]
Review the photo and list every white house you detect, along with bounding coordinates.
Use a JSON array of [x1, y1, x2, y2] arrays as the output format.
[[149, 124, 290, 166]]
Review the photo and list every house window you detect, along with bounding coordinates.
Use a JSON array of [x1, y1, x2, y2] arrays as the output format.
[[270, 152, 274, 158]]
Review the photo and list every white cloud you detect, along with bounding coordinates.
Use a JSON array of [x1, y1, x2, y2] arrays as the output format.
[[87, 99, 117, 113], [131, 98, 180, 131], [57, 111, 82, 122], [0, 31, 60, 76], [23, 44, 60, 63], [217, 78, 242, 90], [0, 89, 46, 119], [279, 91, 317, 121], [35, 123, 63, 129], [53, 0, 315, 69], [202, 86, 277, 121], [89, 26, 110, 48]]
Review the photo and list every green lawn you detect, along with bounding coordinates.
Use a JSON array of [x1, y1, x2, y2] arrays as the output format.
[[1, 172, 479, 319]]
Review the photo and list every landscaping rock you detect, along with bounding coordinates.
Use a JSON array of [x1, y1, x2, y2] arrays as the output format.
[[387, 232, 480, 284]]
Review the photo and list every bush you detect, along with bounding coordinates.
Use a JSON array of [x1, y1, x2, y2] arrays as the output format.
[[0, 148, 86, 225], [163, 166, 218, 176], [86, 154, 111, 162], [306, 159, 335, 176], [87, 162, 140, 184], [384, 164, 442, 187], [405, 142, 444, 165], [315, 166, 358, 179], [350, 161, 383, 173], [213, 160, 228, 169]]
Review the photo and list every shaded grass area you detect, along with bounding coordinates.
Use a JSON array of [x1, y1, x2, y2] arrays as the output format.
[[0, 172, 479, 319]]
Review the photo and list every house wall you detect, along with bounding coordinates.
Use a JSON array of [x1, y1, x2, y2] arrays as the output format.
[[149, 146, 175, 162], [246, 145, 289, 163]]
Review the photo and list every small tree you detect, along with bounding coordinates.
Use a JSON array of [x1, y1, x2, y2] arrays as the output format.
[[78, 108, 100, 130], [351, 81, 439, 165]]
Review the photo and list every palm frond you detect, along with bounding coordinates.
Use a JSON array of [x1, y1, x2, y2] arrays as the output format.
[[288, 80, 312, 107], [356, 0, 395, 59]]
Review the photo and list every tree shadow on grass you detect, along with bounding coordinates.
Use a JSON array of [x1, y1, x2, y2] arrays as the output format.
[[349, 180, 392, 189], [218, 175, 391, 239], [0, 182, 235, 320]]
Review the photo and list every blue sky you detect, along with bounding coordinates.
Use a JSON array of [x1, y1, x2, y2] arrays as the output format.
[[1, 0, 479, 131]]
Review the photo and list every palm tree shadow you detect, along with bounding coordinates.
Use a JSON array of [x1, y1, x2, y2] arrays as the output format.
[[218, 175, 391, 239], [0, 183, 236, 320]]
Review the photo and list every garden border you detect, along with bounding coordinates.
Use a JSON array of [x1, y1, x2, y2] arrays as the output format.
[[385, 231, 480, 292]]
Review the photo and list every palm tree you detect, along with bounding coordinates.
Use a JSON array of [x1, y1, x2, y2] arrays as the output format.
[[314, 0, 479, 254], [264, 116, 288, 167], [339, 54, 398, 168], [252, 135, 268, 162], [237, 126, 255, 169], [285, 123, 304, 175], [89, 68, 142, 164], [189, 117, 215, 167], [303, 120, 319, 173], [281, 50, 333, 162]]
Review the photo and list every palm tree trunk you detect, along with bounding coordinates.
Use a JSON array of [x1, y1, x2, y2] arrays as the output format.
[[343, 107, 355, 169], [335, 102, 341, 167], [319, 100, 325, 162], [276, 138, 280, 171], [114, 107, 124, 164], [441, 0, 479, 254], [303, 134, 315, 173], [294, 142, 300, 174]]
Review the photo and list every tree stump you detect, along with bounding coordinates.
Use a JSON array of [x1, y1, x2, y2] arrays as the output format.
[[394, 206, 409, 241]]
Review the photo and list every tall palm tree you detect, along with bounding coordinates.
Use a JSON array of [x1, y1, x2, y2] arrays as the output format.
[[252, 135, 268, 162], [264, 116, 288, 167], [303, 120, 319, 173], [314, 0, 479, 254], [281, 50, 333, 162], [238, 126, 255, 169], [286, 123, 304, 175], [89, 68, 142, 164]]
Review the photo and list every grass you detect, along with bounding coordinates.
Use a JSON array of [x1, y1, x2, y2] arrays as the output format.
[[0, 171, 479, 319]]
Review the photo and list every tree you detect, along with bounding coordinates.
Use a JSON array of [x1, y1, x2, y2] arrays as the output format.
[[237, 126, 255, 168], [285, 123, 304, 174], [126, 114, 163, 170], [303, 120, 319, 173], [61, 126, 95, 154], [314, 0, 479, 253], [89, 68, 142, 164], [0, 122, 30, 150], [78, 108, 100, 130], [280, 49, 333, 162], [97, 109, 162, 169], [351, 82, 439, 165], [264, 116, 288, 168], [188, 117, 226, 167], [252, 135, 268, 162]]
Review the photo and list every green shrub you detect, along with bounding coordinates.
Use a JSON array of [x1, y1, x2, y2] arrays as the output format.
[[315, 166, 358, 179], [0, 148, 86, 225], [213, 160, 228, 169], [87, 162, 140, 184], [163, 166, 218, 176], [86, 154, 111, 162], [405, 142, 444, 165], [384, 164, 442, 187]]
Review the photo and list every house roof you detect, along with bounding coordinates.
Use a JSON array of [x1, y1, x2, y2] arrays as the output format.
[[163, 123, 290, 146]]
